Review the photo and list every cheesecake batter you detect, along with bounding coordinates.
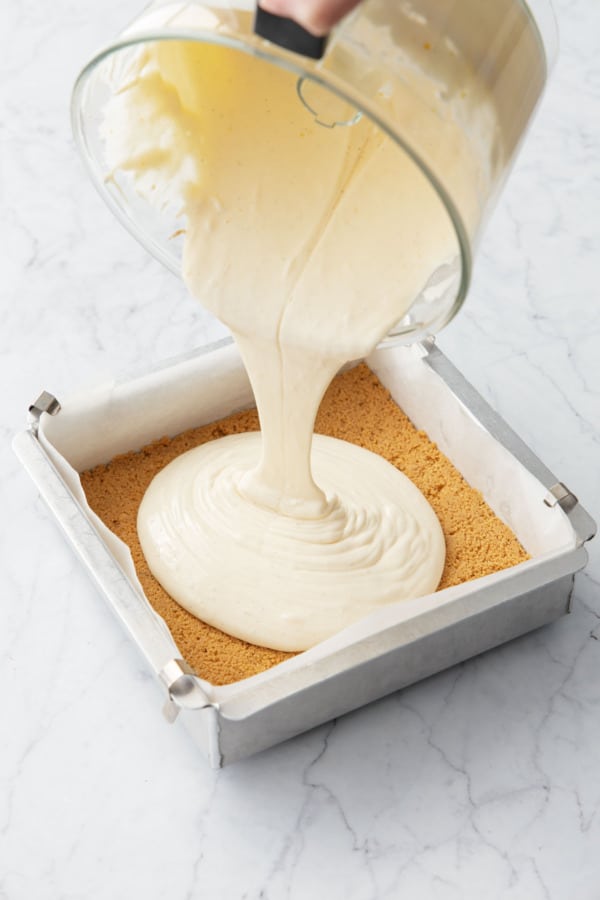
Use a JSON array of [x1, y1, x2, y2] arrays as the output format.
[[102, 41, 459, 650]]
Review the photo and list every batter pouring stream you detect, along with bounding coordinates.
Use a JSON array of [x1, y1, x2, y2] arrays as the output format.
[[103, 41, 457, 650]]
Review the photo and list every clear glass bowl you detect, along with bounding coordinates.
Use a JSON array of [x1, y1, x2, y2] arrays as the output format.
[[72, 0, 557, 345]]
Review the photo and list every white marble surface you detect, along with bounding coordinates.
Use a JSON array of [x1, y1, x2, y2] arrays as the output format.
[[1, 0, 599, 897]]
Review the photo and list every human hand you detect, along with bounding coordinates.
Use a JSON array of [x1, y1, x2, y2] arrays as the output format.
[[259, 0, 362, 35]]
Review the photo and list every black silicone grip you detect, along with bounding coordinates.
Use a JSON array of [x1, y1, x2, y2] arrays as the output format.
[[254, 6, 328, 59]]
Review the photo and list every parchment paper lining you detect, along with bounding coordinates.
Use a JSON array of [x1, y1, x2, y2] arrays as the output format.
[[39, 341, 576, 704]]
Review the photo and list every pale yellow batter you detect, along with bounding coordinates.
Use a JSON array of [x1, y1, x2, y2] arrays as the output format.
[[102, 41, 469, 650]]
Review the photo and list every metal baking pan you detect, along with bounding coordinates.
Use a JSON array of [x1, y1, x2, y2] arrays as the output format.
[[13, 339, 596, 767]]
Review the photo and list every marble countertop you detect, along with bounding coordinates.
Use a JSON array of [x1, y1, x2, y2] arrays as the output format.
[[2, 0, 599, 897]]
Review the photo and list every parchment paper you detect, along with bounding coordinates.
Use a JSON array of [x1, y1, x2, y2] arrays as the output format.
[[38, 341, 576, 705]]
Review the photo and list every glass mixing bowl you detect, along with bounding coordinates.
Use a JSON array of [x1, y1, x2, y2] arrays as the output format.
[[72, 0, 557, 345]]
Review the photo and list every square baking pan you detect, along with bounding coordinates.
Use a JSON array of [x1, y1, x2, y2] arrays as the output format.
[[13, 339, 596, 767]]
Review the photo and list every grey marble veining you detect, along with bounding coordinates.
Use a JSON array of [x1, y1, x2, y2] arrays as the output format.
[[1, 0, 599, 898]]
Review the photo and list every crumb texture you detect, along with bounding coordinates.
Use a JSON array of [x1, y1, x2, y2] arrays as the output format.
[[81, 363, 528, 685]]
